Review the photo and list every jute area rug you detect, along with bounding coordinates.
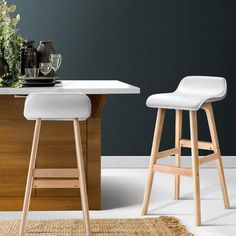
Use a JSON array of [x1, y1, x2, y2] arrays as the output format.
[[0, 216, 193, 236]]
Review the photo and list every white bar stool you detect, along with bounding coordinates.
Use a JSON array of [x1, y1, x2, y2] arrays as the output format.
[[142, 76, 230, 226], [19, 93, 92, 236]]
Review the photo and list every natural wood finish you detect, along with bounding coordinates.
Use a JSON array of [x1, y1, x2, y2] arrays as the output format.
[[33, 180, 80, 189], [19, 119, 41, 236], [0, 197, 82, 211], [86, 118, 101, 209], [153, 164, 192, 177], [203, 103, 230, 209], [198, 153, 218, 165], [156, 148, 178, 160], [86, 94, 105, 210], [189, 111, 201, 226], [14, 95, 27, 98], [180, 139, 214, 150], [0, 152, 34, 197], [20, 119, 91, 236], [90, 95, 106, 118], [74, 119, 91, 236], [33, 169, 80, 178], [0, 96, 35, 198], [0, 95, 104, 210], [35, 121, 86, 198], [142, 102, 229, 227], [141, 109, 166, 215], [175, 110, 182, 200]]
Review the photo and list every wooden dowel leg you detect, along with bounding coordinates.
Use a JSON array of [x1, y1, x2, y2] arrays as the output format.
[[73, 119, 91, 236], [141, 109, 166, 215], [203, 103, 230, 209], [19, 119, 41, 236], [189, 111, 201, 226], [216, 156, 230, 208], [174, 110, 182, 200]]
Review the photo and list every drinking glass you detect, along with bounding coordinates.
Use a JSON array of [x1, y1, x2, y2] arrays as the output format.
[[25, 68, 39, 77], [49, 54, 62, 72], [39, 63, 51, 76]]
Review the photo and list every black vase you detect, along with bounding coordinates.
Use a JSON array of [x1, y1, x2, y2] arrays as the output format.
[[21, 41, 38, 75], [0, 57, 9, 76], [37, 40, 55, 77]]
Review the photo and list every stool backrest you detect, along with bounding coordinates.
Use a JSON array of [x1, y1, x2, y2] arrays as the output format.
[[176, 76, 227, 99], [24, 93, 91, 121]]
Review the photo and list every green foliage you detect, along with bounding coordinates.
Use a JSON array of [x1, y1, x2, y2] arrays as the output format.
[[0, 72, 23, 87], [0, 0, 25, 87]]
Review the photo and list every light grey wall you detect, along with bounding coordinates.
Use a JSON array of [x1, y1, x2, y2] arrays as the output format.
[[13, 0, 236, 155]]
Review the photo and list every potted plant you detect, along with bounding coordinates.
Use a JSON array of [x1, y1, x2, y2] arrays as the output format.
[[0, 0, 25, 87]]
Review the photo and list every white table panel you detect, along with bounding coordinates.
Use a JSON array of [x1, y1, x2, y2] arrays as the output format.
[[0, 80, 140, 95]]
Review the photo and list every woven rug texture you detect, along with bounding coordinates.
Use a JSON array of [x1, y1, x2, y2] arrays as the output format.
[[0, 216, 193, 236]]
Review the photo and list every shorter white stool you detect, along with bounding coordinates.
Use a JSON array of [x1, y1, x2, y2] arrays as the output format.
[[142, 76, 230, 226], [19, 93, 91, 236]]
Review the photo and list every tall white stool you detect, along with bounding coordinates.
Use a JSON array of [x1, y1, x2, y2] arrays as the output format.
[[142, 76, 230, 226], [19, 93, 91, 236]]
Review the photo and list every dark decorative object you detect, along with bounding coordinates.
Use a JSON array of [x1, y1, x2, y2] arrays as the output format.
[[0, 57, 9, 76], [22, 76, 61, 87], [21, 41, 38, 75], [37, 40, 55, 76]]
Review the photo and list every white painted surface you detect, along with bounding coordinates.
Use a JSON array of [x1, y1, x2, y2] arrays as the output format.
[[24, 93, 91, 120], [101, 156, 236, 168], [147, 76, 227, 111], [0, 168, 235, 236], [0, 80, 140, 95]]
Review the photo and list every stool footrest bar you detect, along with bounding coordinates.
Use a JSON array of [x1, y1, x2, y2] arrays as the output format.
[[33, 169, 80, 178], [199, 153, 218, 165], [180, 139, 214, 150], [33, 179, 80, 189], [156, 148, 178, 160], [153, 164, 193, 177]]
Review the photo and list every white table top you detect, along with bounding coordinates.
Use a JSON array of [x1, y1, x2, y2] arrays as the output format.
[[0, 80, 140, 95]]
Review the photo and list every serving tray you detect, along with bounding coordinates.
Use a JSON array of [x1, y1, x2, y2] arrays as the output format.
[[22, 80, 61, 87], [24, 77, 59, 80]]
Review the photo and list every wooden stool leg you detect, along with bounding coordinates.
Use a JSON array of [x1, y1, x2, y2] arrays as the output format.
[[141, 108, 166, 215], [189, 111, 201, 226], [174, 110, 182, 200], [73, 119, 91, 236], [19, 119, 41, 236], [203, 103, 230, 209]]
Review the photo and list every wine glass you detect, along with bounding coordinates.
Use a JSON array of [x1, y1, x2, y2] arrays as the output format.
[[39, 62, 52, 76], [49, 54, 62, 72]]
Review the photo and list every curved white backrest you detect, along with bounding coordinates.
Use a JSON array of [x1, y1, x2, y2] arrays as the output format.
[[24, 93, 91, 121], [176, 76, 227, 100]]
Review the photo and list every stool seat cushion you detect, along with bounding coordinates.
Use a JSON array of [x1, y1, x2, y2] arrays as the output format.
[[146, 76, 227, 110], [24, 93, 91, 120]]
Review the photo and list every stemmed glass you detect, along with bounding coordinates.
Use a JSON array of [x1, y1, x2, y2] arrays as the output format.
[[49, 54, 62, 72], [38, 54, 62, 77], [39, 63, 52, 76]]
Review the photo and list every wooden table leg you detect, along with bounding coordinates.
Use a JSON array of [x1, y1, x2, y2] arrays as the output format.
[[87, 95, 106, 209]]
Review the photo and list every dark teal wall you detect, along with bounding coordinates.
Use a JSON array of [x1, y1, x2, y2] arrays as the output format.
[[12, 0, 236, 155]]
